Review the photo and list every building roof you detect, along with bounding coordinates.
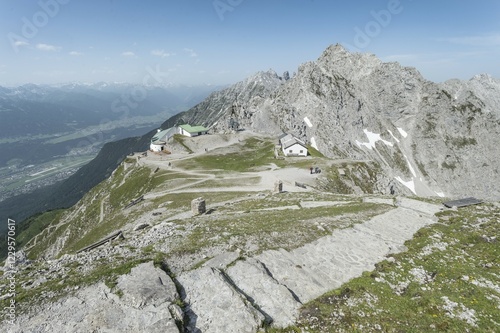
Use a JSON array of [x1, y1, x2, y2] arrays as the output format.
[[443, 197, 482, 208], [179, 124, 209, 133], [151, 127, 176, 143], [278, 133, 290, 140], [280, 134, 307, 150]]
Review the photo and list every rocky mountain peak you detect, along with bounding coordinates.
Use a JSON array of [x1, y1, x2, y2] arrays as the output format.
[[315, 43, 383, 81], [443, 73, 500, 117], [177, 68, 285, 133], [471, 73, 496, 84], [171, 44, 500, 200]]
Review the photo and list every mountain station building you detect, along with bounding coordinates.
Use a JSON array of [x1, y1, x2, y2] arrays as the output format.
[[150, 127, 177, 152], [279, 133, 308, 157], [178, 124, 209, 137]]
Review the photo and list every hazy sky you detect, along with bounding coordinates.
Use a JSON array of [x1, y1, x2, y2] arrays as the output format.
[[1, 0, 499, 86]]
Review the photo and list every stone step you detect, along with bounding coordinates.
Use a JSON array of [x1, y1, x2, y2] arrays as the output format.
[[226, 258, 302, 328], [177, 266, 265, 333]]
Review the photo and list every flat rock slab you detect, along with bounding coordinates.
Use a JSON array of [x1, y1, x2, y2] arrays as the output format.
[[226, 258, 302, 327], [352, 207, 434, 244], [13, 262, 180, 333], [398, 197, 443, 216], [202, 251, 241, 269], [256, 207, 436, 303], [117, 261, 178, 308], [177, 266, 265, 333], [255, 228, 385, 302]]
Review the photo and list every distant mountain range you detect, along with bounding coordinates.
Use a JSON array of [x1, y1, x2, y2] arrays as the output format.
[[0, 82, 220, 210], [1, 44, 499, 232], [0, 82, 220, 139]]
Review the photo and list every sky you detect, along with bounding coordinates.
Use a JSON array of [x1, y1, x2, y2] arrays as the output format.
[[0, 0, 499, 86]]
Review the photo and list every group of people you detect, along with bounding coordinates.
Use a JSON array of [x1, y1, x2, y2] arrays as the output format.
[[309, 166, 321, 174]]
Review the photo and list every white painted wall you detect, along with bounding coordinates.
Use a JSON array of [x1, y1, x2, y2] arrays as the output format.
[[178, 128, 192, 137], [150, 143, 165, 152], [178, 127, 207, 137], [283, 143, 307, 157]]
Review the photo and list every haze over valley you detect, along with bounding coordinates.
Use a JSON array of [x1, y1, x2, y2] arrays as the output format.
[[0, 83, 218, 202]]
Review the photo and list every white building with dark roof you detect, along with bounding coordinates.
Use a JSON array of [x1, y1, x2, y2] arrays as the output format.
[[279, 133, 308, 157]]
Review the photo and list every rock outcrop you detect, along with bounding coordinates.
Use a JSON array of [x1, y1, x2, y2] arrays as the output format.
[[175, 200, 439, 332], [180, 69, 286, 133], [11, 262, 181, 333]]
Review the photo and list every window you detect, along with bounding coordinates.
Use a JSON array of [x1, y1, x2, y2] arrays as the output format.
[[300, 150, 303, 153], [289, 150, 293, 153]]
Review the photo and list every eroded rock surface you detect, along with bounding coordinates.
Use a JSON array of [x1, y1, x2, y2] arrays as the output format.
[[11, 262, 180, 333], [177, 204, 438, 332], [177, 266, 266, 333]]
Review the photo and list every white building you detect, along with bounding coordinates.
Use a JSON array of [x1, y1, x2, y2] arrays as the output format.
[[279, 133, 308, 157], [178, 124, 209, 137], [149, 127, 176, 152]]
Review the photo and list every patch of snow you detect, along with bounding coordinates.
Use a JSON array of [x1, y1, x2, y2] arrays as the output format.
[[310, 137, 318, 150], [387, 130, 400, 143], [403, 154, 417, 177], [397, 127, 408, 138], [304, 117, 313, 128], [355, 129, 394, 150], [435, 191, 445, 198], [395, 176, 416, 195]]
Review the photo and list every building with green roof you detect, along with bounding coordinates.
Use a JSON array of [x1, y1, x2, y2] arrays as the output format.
[[178, 124, 209, 137], [150, 127, 176, 152]]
